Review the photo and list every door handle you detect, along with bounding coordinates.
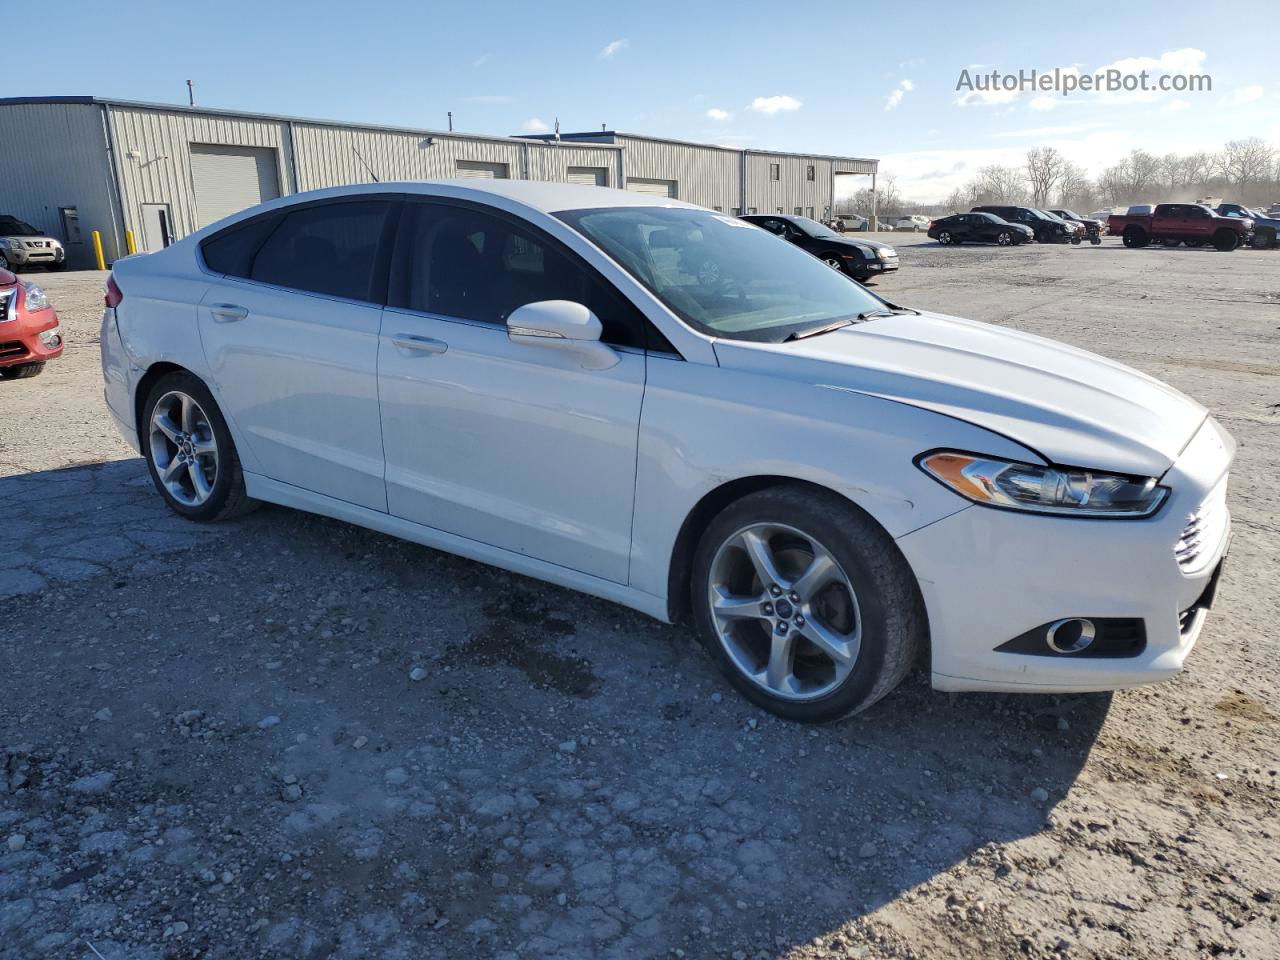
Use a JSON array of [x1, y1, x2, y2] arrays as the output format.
[[209, 303, 248, 322], [392, 334, 448, 355]]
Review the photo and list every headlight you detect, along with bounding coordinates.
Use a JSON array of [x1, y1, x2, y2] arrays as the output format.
[[877, 247, 896, 259], [22, 283, 50, 312], [917, 451, 1168, 518]]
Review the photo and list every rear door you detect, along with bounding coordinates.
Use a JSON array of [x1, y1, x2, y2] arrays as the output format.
[[376, 199, 648, 582], [197, 197, 397, 510]]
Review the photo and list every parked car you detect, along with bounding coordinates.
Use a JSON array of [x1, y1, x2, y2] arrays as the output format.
[[1049, 209, 1104, 244], [1088, 208, 1121, 225], [1213, 203, 1279, 249], [102, 181, 1235, 721], [971, 206, 1075, 243], [893, 215, 931, 232], [1035, 209, 1085, 244], [0, 215, 67, 272], [1108, 203, 1252, 251], [740, 214, 898, 281], [927, 213, 1034, 246], [835, 215, 867, 232], [0, 267, 63, 379]]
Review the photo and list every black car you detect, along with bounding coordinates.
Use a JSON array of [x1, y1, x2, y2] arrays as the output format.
[[927, 212, 1034, 246], [1049, 208, 1104, 244], [971, 205, 1075, 243], [740, 214, 898, 280]]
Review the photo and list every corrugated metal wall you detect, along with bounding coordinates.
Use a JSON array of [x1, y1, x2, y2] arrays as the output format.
[[0, 100, 877, 266], [108, 104, 293, 241], [617, 136, 741, 211], [0, 102, 120, 268]]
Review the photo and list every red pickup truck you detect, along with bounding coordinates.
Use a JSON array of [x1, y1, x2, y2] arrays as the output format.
[[1108, 203, 1253, 251]]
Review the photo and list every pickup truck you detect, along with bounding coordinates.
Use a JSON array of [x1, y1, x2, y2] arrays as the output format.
[[1213, 202, 1279, 249], [1107, 203, 1253, 251]]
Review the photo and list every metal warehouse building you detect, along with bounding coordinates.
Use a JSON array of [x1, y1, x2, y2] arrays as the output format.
[[0, 96, 878, 269]]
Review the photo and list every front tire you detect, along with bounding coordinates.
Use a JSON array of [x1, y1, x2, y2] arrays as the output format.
[[141, 372, 257, 522], [996, 231, 1013, 246], [1212, 230, 1239, 252], [0, 362, 45, 380], [691, 485, 924, 722]]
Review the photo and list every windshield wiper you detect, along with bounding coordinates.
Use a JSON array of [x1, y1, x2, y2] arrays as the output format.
[[856, 306, 918, 321], [784, 318, 853, 341]]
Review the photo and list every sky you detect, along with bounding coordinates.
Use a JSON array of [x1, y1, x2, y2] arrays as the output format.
[[10, 0, 1280, 203]]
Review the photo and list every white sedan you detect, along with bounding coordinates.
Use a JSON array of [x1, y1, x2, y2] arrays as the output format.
[[101, 181, 1233, 722]]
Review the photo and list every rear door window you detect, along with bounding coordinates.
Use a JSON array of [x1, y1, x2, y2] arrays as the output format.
[[249, 200, 394, 301]]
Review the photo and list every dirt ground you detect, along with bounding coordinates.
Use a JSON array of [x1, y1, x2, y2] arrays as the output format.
[[1, 237, 1277, 960]]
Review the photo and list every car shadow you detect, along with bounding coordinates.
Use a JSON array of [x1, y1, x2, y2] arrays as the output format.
[[4, 459, 1111, 958]]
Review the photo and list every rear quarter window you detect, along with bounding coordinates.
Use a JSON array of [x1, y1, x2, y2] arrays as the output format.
[[200, 214, 281, 277]]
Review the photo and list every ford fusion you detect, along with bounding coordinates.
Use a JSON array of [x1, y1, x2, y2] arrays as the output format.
[[101, 182, 1233, 722]]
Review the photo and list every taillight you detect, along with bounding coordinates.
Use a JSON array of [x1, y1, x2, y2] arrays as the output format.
[[927, 220, 935, 230], [104, 274, 123, 308]]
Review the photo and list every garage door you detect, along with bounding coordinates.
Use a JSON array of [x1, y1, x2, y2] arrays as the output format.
[[456, 160, 510, 179], [626, 177, 677, 198], [567, 166, 608, 187], [189, 144, 280, 228]]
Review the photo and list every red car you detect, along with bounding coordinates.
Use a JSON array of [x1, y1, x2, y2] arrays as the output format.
[[0, 267, 63, 379]]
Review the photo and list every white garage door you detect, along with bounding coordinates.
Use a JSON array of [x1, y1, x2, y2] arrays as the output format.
[[567, 166, 608, 187], [456, 160, 510, 179], [189, 144, 280, 228], [626, 177, 677, 198]]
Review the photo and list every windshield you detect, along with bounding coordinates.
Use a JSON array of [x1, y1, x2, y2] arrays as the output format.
[[0, 217, 40, 237], [791, 216, 841, 240], [1055, 210, 1081, 220], [557, 206, 886, 343]]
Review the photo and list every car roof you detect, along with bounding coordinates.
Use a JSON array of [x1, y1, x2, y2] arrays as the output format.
[[233, 179, 707, 216]]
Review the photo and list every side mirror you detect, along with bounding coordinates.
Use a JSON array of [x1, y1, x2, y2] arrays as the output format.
[[507, 300, 618, 370]]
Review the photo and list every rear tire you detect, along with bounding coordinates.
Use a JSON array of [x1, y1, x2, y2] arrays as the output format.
[[0, 362, 45, 380], [1252, 229, 1275, 249], [937, 231, 952, 245], [141, 371, 258, 522], [1212, 230, 1239, 252], [690, 485, 925, 723]]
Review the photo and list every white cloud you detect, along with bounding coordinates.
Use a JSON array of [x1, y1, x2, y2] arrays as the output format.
[[1029, 95, 1057, 111], [705, 108, 732, 121], [472, 53, 492, 68], [1095, 47, 1205, 76], [884, 79, 913, 112], [749, 95, 802, 114], [463, 95, 513, 104], [992, 121, 1108, 138], [599, 39, 628, 59], [1231, 84, 1264, 104], [521, 117, 550, 133], [1163, 98, 1192, 113], [956, 85, 1022, 108]]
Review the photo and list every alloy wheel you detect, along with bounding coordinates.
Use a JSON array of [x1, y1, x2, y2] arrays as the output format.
[[706, 522, 861, 701], [823, 256, 843, 269], [938, 231, 951, 245], [997, 232, 1012, 245], [149, 390, 219, 506]]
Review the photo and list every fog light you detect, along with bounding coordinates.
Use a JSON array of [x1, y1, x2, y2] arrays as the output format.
[[38, 326, 62, 348], [1045, 618, 1095, 654]]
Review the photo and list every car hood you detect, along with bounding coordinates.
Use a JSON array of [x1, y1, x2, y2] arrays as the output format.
[[0, 267, 15, 286], [714, 310, 1206, 477], [841, 237, 894, 252]]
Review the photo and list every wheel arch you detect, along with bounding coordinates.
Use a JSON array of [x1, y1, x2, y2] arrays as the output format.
[[665, 475, 911, 623]]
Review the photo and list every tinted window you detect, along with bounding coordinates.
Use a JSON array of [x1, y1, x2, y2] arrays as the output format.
[[389, 202, 644, 348], [200, 213, 281, 277], [0, 217, 40, 236], [250, 200, 392, 301]]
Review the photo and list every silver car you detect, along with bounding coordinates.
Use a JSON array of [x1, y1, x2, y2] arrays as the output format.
[[0, 215, 67, 272]]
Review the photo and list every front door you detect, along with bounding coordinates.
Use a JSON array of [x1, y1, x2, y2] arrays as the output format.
[[377, 200, 647, 583], [140, 203, 174, 252], [197, 197, 396, 511]]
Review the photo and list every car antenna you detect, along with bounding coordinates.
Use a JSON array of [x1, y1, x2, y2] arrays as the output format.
[[352, 147, 380, 183]]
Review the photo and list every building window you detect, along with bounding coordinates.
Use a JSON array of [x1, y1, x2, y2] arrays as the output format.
[[769, 163, 780, 181], [793, 207, 802, 216], [746, 207, 757, 215], [776, 207, 784, 214], [807, 165, 816, 181], [59, 207, 83, 244], [731, 207, 741, 216], [713, 205, 723, 212], [806, 207, 815, 219]]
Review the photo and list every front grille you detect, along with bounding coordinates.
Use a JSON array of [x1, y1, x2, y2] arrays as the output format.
[[0, 340, 29, 360], [1175, 479, 1229, 572], [0, 290, 12, 323]]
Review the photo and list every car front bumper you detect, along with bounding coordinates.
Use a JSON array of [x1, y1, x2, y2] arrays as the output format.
[[0, 298, 63, 368], [4, 245, 65, 266], [854, 257, 898, 277], [896, 417, 1234, 694]]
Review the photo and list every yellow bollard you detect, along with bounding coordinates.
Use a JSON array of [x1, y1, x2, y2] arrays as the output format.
[[125, 230, 137, 255], [91, 230, 106, 271]]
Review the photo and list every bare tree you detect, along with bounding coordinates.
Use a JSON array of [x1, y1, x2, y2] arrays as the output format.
[[1182, 152, 1214, 188], [1217, 138, 1276, 188], [1025, 147, 1067, 207], [972, 164, 1028, 203], [1057, 161, 1094, 210], [1158, 153, 1186, 191]]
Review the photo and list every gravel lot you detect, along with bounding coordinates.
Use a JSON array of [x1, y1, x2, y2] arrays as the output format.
[[1, 240, 1277, 960]]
